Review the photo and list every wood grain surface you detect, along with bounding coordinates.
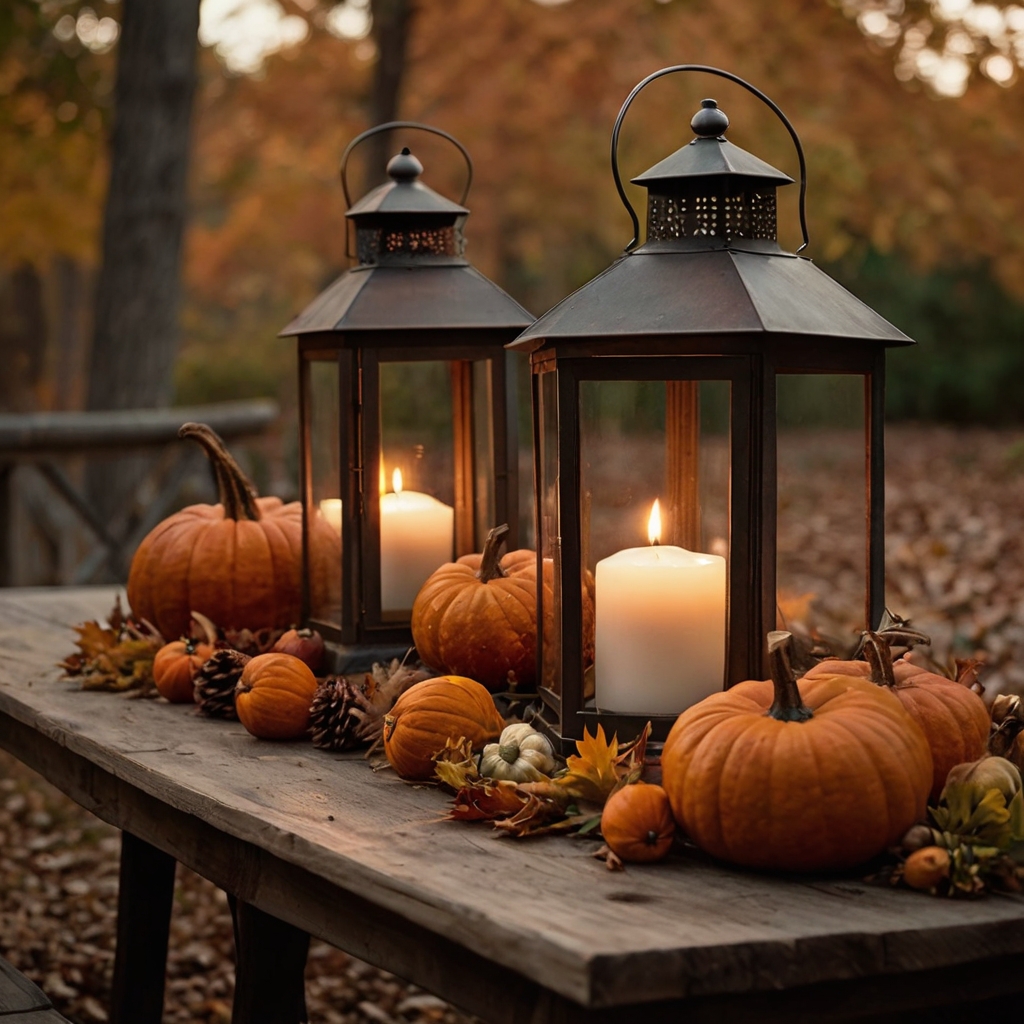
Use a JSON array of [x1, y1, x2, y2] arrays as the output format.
[[2, 587, 1024, 1022]]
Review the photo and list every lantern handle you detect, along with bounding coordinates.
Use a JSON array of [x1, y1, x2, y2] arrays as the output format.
[[610, 65, 809, 254], [340, 121, 473, 208]]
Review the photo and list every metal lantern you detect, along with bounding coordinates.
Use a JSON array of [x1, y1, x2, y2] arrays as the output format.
[[282, 122, 531, 654], [510, 67, 913, 750]]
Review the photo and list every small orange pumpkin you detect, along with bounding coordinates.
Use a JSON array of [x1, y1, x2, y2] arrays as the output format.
[[803, 632, 990, 801], [601, 783, 675, 863], [412, 524, 594, 693], [127, 423, 340, 642], [383, 675, 505, 780], [234, 653, 318, 740], [662, 631, 933, 872], [153, 639, 214, 703]]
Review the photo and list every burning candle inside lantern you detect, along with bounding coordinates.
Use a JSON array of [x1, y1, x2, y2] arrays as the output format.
[[379, 467, 454, 613], [594, 499, 726, 714], [319, 499, 343, 535]]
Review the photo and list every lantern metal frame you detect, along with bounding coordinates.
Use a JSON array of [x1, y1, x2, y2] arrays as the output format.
[[511, 67, 910, 750], [283, 123, 532, 652]]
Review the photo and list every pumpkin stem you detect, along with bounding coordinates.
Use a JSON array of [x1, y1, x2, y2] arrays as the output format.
[[862, 631, 896, 688], [179, 422, 261, 522], [498, 742, 520, 764], [766, 631, 813, 722], [477, 524, 510, 583]]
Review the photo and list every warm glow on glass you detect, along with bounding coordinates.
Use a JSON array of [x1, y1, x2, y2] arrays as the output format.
[[379, 458, 386, 496], [647, 499, 662, 546], [393, 468, 403, 494]]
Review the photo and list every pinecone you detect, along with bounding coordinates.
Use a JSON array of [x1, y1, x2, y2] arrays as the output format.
[[194, 649, 250, 719], [309, 676, 377, 752]]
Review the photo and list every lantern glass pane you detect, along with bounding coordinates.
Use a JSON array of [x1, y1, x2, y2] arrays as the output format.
[[472, 358, 495, 549], [581, 379, 729, 716], [378, 360, 456, 616], [309, 357, 342, 627], [537, 368, 560, 695], [777, 374, 867, 643]]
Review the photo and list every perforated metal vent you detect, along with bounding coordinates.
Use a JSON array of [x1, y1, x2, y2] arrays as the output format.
[[356, 225, 465, 265], [647, 189, 777, 243]]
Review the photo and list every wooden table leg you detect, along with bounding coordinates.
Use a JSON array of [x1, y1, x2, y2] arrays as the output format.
[[109, 831, 177, 1024], [229, 895, 310, 1024]]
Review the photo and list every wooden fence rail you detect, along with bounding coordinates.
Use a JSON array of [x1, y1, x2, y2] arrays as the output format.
[[0, 400, 279, 587]]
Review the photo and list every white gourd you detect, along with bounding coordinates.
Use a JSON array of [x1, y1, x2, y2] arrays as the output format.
[[479, 722, 556, 782]]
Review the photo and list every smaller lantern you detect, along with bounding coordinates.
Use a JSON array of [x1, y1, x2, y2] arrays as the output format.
[[282, 123, 531, 654], [511, 67, 912, 750]]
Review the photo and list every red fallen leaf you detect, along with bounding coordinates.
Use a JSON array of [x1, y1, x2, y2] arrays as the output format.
[[445, 778, 526, 822]]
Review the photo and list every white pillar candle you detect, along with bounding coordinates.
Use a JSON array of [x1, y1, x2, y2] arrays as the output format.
[[595, 500, 726, 714], [319, 498, 343, 535], [380, 469, 454, 613]]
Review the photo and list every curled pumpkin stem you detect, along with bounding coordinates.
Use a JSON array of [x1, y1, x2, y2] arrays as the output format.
[[179, 422, 261, 522], [862, 631, 896, 688], [476, 524, 510, 583], [766, 630, 813, 722]]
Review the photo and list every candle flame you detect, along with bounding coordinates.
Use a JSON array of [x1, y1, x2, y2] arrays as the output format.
[[648, 499, 662, 546], [393, 468, 403, 494]]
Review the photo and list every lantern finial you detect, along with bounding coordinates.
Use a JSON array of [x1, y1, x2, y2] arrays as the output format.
[[386, 147, 423, 181], [690, 98, 729, 139]]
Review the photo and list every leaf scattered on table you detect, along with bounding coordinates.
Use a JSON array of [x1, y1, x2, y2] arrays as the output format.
[[60, 598, 163, 694]]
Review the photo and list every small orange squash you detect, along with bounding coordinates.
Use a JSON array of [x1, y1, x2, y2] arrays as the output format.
[[127, 423, 340, 642], [412, 524, 594, 693], [662, 631, 933, 872], [601, 783, 675, 863], [803, 632, 990, 802], [153, 639, 214, 703], [383, 675, 505, 780], [235, 653, 318, 740]]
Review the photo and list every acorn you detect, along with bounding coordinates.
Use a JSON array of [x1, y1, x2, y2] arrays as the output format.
[[903, 846, 950, 891], [272, 628, 325, 673], [900, 823, 936, 854]]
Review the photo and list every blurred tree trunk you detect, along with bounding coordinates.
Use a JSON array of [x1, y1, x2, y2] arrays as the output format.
[[85, 0, 200, 534], [0, 265, 46, 413], [364, 0, 413, 188]]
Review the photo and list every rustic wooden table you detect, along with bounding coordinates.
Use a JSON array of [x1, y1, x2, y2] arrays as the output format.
[[2, 587, 1024, 1024]]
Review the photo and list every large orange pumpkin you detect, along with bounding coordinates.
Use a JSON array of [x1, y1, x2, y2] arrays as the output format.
[[235, 653, 318, 740], [601, 783, 675, 863], [662, 631, 932, 872], [803, 632, 990, 801], [383, 675, 505, 780], [127, 423, 340, 641], [412, 525, 594, 693], [152, 639, 214, 703]]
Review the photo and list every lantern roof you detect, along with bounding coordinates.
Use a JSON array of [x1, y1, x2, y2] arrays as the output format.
[[281, 142, 531, 336], [280, 264, 532, 335], [632, 100, 793, 189], [346, 148, 469, 219], [509, 248, 912, 351]]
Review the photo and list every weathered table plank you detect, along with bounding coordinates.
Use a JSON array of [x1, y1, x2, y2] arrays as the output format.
[[2, 587, 1024, 1023]]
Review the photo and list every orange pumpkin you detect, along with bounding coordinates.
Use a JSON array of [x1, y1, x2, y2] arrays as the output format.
[[127, 423, 340, 642], [803, 632, 990, 801], [601, 783, 675, 863], [383, 675, 505, 780], [662, 631, 933, 872], [412, 524, 594, 693], [153, 639, 214, 703], [234, 652, 318, 740]]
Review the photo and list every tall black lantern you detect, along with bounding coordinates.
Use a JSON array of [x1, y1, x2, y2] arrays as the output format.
[[510, 67, 913, 749], [282, 122, 531, 652]]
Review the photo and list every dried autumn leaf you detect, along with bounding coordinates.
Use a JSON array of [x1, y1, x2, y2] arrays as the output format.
[[61, 599, 162, 693], [432, 737, 478, 792], [556, 724, 620, 804], [445, 778, 526, 822]]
